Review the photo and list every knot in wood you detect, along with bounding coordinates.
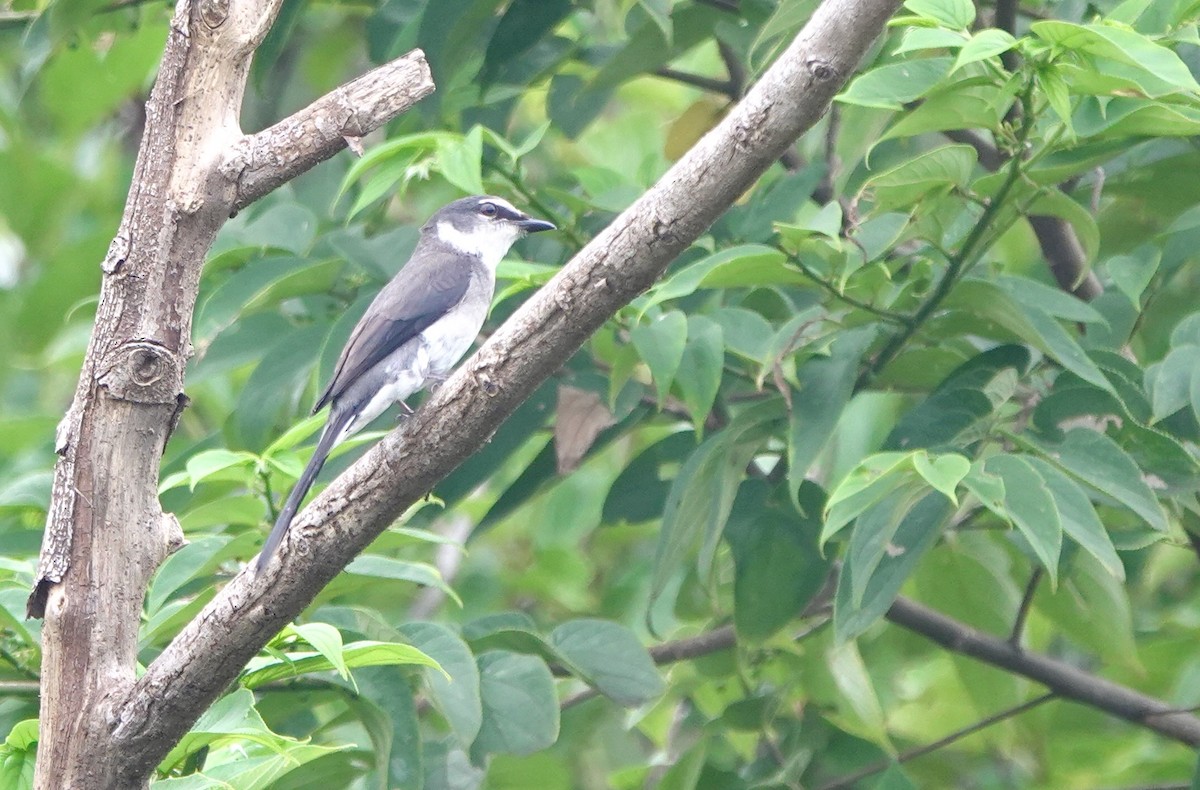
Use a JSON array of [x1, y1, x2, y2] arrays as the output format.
[[806, 57, 836, 82], [199, 0, 229, 28], [476, 371, 500, 397], [98, 341, 183, 404]]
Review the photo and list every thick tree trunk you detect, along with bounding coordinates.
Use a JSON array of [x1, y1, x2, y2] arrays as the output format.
[[28, 0, 433, 785]]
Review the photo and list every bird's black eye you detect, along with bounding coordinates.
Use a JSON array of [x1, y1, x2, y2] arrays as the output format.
[[479, 202, 498, 218]]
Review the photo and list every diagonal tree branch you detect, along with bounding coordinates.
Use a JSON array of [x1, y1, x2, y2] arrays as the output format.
[[105, 0, 904, 779], [886, 597, 1200, 746]]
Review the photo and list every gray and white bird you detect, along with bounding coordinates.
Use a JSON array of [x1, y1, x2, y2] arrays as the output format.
[[257, 195, 555, 572]]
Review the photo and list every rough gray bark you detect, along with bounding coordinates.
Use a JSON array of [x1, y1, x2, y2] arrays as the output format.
[[85, 0, 903, 782], [28, 0, 433, 784]]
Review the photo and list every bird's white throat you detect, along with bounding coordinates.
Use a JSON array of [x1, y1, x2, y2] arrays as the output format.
[[437, 220, 521, 270]]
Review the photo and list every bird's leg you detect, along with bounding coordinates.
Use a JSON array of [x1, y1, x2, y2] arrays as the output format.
[[395, 400, 415, 420]]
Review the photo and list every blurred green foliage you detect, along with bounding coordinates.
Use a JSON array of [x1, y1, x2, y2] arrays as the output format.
[[3, 0, 1200, 787]]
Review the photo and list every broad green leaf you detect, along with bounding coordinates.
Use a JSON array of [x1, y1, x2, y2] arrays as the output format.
[[837, 57, 955, 109], [726, 482, 830, 641], [847, 486, 932, 607], [1031, 21, 1200, 93], [1107, 247, 1160, 307], [651, 400, 785, 605], [953, 29, 1016, 71], [1026, 458, 1124, 579], [983, 454, 1064, 585], [886, 345, 1030, 450], [1040, 427, 1167, 531], [894, 27, 968, 54], [1074, 97, 1200, 139], [288, 622, 349, 682], [549, 619, 664, 705], [1035, 551, 1139, 666], [879, 86, 1008, 146], [864, 144, 977, 211], [823, 452, 921, 544], [241, 640, 444, 689], [641, 245, 784, 312], [826, 641, 892, 749], [436, 125, 485, 194], [675, 315, 724, 433], [995, 275, 1106, 324], [943, 280, 1113, 392], [399, 622, 482, 745], [788, 328, 877, 507], [631, 311, 688, 407], [160, 689, 296, 772], [1146, 345, 1200, 421], [472, 651, 559, 757], [904, 0, 974, 27], [344, 556, 463, 606], [184, 449, 258, 491], [146, 536, 232, 616], [0, 719, 36, 790]]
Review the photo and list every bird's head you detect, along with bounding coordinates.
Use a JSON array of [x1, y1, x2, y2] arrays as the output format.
[[426, 195, 556, 268]]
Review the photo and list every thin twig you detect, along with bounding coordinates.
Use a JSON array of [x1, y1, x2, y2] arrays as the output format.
[[818, 693, 1057, 790], [1009, 567, 1042, 646]]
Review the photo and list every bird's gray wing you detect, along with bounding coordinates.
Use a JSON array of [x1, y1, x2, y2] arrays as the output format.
[[313, 253, 472, 413]]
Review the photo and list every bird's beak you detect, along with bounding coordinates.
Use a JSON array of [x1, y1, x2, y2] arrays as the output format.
[[516, 216, 556, 234]]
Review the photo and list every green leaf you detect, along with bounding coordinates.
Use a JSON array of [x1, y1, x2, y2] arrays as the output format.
[[904, 0, 974, 27], [472, 651, 559, 757], [826, 640, 892, 749], [953, 28, 1016, 70], [651, 400, 785, 606], [184, 449, 259, 491], [943, 280, 1112, 392], [241, 640, 444, 689], [837, 57, 955, 110], [641, 245, 785, 312], [436, 125, 485, 194], [631, 311, 688, 407], [834, 493, 953, 641], [0, 719, 36, 790], [399, 622, 482, 745], [549, 619, 664, 705], [983, 454, 1064, 585], [726, 482, 831, 641], [912, 451, 970, 503], [1032, 21, 1200, 93], [1107, 247, 1160, 307], [1040, 427, 1167, 531], [288, 622, 349, 683], [847, 486, 931, 607], [344, 556, 463, 606], [886, 345, 1030, 450], [1146, 345, 1200, 422], [675, 315, 724, 433], [996, 275, 1106, 325], [160, 689, 297, 772], [788, 327, 877, 508], [822, 452, 921, 545], [864, 144, 977, 211], [1026, 458, 1124, 579], [894, 27, 969, 54]]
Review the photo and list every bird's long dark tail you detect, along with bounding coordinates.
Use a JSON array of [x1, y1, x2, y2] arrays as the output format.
[[256, 409, 350, 573]]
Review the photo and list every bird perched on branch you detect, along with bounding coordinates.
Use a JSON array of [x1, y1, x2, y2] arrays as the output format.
[[257, 195, 556, 573]]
